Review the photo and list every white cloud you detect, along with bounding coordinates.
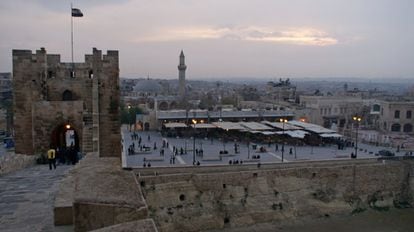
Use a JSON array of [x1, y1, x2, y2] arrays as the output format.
[[134, 26, 338, 46]]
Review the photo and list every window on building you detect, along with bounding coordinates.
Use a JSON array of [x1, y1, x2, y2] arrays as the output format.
[[62, 90, 73, 101], [372, 104, 380, 112], [403, 124, 413, 133], [47, 70, 55, 79], [383, 122, 387, 130], [320, 109, 323, 115], [391, 123, 401, 132], [407, 110, 412, 119], [394, 110, 400, 119]]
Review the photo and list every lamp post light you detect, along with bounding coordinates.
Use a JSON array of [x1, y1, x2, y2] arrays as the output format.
[[247, 141, 250, 159], [280, 118, 288, 163], [192, 119, 197, 165], [352, 116, 362, 159], [184, 139, 187, 154], [127, 105, 132, 131]]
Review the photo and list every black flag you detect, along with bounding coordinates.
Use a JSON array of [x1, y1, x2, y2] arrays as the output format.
[[71, 8, 83, 17]]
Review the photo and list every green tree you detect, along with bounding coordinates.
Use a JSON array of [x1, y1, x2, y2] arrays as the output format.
[[120, 104, 143, 126]]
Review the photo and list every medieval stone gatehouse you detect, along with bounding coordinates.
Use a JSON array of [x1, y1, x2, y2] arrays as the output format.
[[12, 47, 120, 157]]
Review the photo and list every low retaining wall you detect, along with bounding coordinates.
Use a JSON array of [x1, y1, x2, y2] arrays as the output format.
[[138, 159, 414, 232], [0, 153, 37, 176], [54, 153, 149, 232]]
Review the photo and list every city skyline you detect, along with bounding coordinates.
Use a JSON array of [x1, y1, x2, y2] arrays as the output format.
[[0, 0, 413, 79]]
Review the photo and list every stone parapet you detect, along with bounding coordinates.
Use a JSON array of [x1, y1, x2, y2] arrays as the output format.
[[54, 153, 148, 231], [0, 153, 36, 176], [89, 219, 158, 232], [138, 159, 414, 232]]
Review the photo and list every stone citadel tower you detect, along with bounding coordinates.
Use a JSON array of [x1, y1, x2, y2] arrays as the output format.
[[12, 47, 121, 157], [178, 50, 187, 98]]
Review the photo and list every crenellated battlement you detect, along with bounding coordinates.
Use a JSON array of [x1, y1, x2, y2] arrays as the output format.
[[12, 47, 121, 158]]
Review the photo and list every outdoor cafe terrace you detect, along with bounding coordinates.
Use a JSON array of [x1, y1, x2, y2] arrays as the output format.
[[162, 120, 342, 140]]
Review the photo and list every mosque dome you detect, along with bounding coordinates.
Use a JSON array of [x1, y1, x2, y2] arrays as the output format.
[[133, 79, 163, 93]]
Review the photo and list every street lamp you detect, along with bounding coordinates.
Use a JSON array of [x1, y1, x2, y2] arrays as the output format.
[[192, 119, 197, 165], [127, 105, 132, 131], [352, 116, 362, 159], [247, 141, 250, 159], [280, 118, 288, 163]]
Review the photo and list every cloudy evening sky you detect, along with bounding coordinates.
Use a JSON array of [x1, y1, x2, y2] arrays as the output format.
[[0, 0, 413, 79]]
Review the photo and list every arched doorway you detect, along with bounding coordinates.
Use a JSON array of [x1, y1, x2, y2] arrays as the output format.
[[158, 101, 169, 110], [50, 123, 80, 151], [144, 122, 150, 131], [403, 123, 413, 133], [391, 123, 401, 132], [62, 90, 73, 101]]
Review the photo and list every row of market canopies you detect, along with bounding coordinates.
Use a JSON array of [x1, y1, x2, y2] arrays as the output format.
[[163, 120, 342, 139]]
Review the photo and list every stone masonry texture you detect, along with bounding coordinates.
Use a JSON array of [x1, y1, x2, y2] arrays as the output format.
[[137, 159, 414, 232], [12, 47, 121, 157]]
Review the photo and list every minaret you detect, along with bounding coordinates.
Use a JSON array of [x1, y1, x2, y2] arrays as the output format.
[[178, 50, 187, 98]]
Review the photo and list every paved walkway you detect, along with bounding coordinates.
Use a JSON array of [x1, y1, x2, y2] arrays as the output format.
[[0, 164, 72, 232], [123, 128, 410, 168]]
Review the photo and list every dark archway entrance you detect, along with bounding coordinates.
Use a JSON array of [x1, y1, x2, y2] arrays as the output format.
[[50, 124, 80, 151], [144, 122, 150, 131]]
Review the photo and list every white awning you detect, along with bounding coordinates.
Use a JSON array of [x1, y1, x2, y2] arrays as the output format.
[[239, 122, 274, 131], [190, 123, 216, 129], [262, 121, 301, 130], [288, 120, 336, 134], [260, 131, 277, 135], [276, 130, 309, 139], [212, 122, 245, 130], [164, 122, 188, 128], [319, 133, 343, 138]]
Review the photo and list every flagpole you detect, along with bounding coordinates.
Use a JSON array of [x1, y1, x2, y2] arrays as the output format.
[[71, 3, 74, 66]]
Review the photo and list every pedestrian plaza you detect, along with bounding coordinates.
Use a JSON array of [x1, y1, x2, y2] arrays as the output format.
[[121, 126, 407, 168]]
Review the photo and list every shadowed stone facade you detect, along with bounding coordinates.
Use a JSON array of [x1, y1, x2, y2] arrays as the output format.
[[136, 159, 414, 231], [12, 47, 121, 157]]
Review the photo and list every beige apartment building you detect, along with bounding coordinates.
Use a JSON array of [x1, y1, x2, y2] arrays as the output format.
[[376, 100, 414, 134], [299, 95, 364, 129]]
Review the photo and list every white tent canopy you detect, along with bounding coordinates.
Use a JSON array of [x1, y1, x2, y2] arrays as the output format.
[[164, 122, 188, 128], [239, 122, 273, 131], [319, 133, 343, 138], [212, 122, 245, 130], [262, 121, 301, 130], [288, 120, 336, 134], [276, 130, 309, 139], [190, 123, 217, 129]]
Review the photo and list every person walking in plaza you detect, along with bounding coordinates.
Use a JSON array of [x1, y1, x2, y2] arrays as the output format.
[[47, 146, 56, 170]]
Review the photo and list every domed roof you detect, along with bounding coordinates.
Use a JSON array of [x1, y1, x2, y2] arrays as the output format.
[[133, 79, 162, 93]]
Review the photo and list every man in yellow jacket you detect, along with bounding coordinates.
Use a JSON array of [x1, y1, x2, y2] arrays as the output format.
[[47, 147, 56, 170]]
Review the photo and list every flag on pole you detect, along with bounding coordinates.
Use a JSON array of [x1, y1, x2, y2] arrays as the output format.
[[71, 8, 83, 17]]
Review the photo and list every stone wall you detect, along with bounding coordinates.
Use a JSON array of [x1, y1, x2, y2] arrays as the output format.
[[96, 50, 121, 157], [0, 153, 36, 176], [32, 101, 84, 153], [12, 47, 121, 157], [138, 159, 414, 232], [54, 153, 147, 232]]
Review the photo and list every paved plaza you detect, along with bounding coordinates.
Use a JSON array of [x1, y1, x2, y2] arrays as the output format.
[[0, 164, 72, 232], [122, 126, 409, 168]]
